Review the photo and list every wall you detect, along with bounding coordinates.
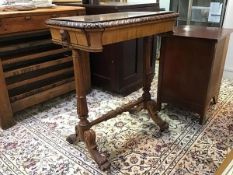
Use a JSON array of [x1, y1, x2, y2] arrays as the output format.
[[159, 0, 170, 11], [223, 0, 233, 79]]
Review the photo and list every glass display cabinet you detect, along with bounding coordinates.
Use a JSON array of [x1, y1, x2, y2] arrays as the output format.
[[170, 0, 228, 27]]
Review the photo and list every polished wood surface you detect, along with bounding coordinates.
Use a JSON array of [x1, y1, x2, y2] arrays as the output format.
[[0, 6, 85, 129], [54, 1, 159, 7], [158, 25, 232, 124], [56, 2, 160, 14], [47, 11, 178, 170], [173, 25, 233, 40], [48, 11, 178, 51]]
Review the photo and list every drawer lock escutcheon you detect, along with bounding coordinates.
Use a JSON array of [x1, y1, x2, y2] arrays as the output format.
[[60, 30, 70, 45]]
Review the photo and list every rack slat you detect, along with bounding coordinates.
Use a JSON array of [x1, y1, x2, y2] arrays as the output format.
[[7, 67, 74, 90], [10, 77, 74, 102], [11, 81, 75, 113], [2, 48, 69, 65], [0, 30, 49, 43], [4, 56, 72, 78], [6, 62, 72, 84], [0, 39, 52, 53]]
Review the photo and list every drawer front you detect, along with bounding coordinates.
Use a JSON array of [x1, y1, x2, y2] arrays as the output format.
[[0, 12, 77, 35]]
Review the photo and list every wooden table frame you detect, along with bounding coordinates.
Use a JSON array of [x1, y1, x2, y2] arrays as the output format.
[[47, 11, 178, 170]]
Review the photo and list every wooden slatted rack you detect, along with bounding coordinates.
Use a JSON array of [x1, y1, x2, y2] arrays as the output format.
[[0, 6, 86, 129]]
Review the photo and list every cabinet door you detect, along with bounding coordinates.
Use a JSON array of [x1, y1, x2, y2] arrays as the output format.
[[90, 39, 143, 95]]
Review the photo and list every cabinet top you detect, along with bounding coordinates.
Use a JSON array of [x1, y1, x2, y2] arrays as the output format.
[[173, 25, 233, 41], [0, 6, 85, 18], [54, 2, 159, 9]]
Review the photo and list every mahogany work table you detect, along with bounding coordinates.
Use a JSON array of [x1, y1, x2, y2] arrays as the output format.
[[46, 11, 178, 170]]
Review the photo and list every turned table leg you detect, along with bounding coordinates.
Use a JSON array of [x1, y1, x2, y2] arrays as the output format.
[[66, 49, 110, 170], [142, 37, 169, 131]]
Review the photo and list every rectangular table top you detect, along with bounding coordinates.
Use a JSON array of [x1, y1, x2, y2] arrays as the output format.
[[46, 11, 178, 29], [47, 11, 178, 52]]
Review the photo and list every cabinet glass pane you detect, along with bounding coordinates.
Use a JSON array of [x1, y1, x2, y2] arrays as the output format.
[[170, 0, 227, 27]]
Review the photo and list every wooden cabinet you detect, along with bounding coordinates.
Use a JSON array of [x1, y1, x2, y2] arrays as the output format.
[[91, 39, 145, 94], [88, 3, 159, 95], [158, 26, 232, 124], [0, 6, 85, 129], [83, 2, 160, 14], [55, 2, 159, 95]]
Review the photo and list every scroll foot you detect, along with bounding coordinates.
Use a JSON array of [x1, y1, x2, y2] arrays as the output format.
[[146, 100, 169, 132], [84, 129, 111, 171], [66, 125, 82, 144]]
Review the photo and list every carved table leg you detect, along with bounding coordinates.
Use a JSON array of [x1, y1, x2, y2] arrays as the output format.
[[142, 37, 169, 131], [146, 100, 169, 131], [67, 50, 90, 143], [67, 49, 110, 169]]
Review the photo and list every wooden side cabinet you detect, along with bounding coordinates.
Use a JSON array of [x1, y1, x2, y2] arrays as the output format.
[[0, 6, 85, 129], [158, 26, 232, 124]]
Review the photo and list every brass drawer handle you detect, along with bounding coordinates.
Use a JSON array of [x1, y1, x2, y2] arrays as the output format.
[[24, 16, 31, 20]]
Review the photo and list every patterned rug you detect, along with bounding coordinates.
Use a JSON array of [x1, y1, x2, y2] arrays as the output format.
[[1, 75, 233, 175]]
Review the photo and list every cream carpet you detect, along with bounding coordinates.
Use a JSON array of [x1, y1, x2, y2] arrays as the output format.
[[0, 77, 233, 175]]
